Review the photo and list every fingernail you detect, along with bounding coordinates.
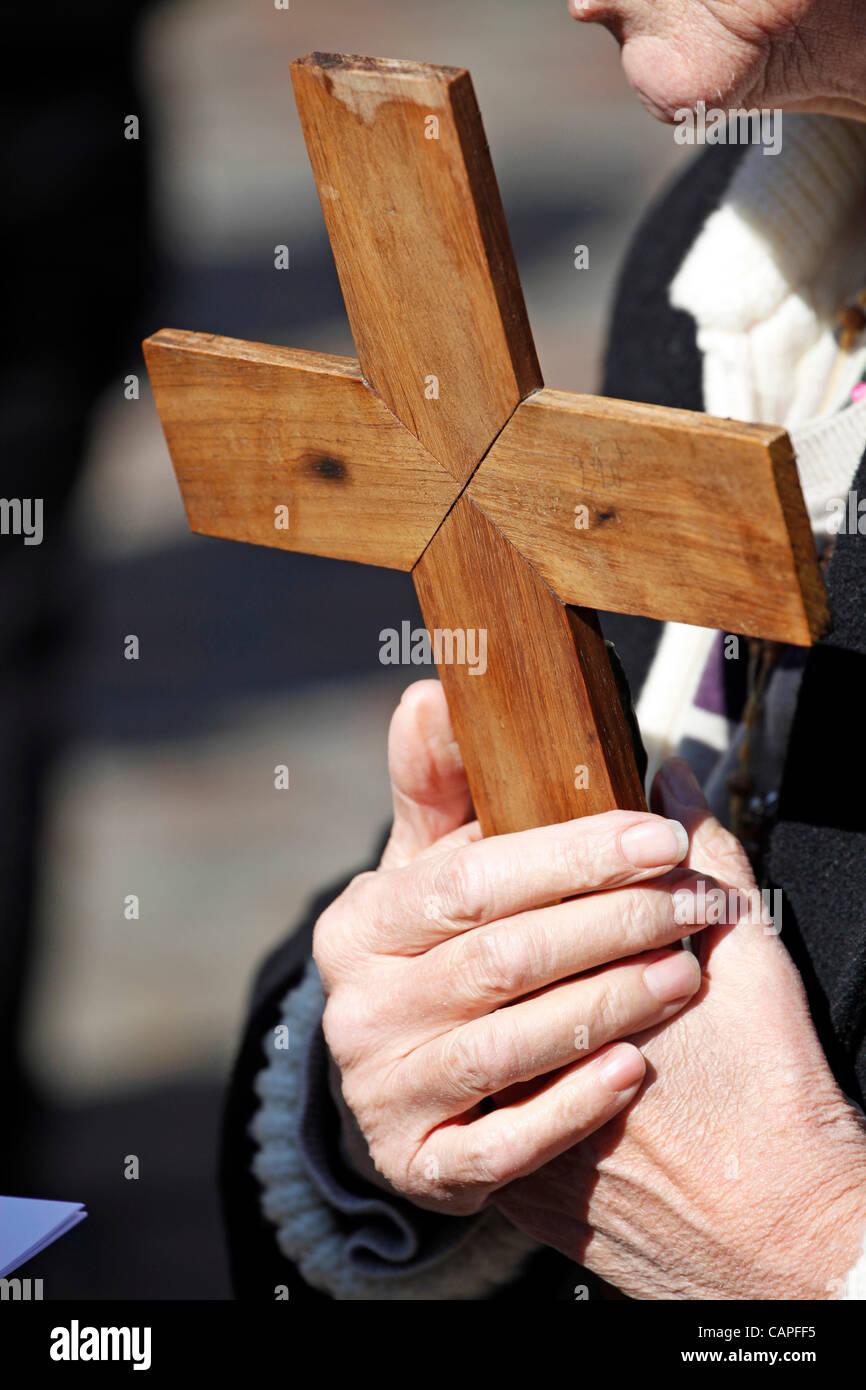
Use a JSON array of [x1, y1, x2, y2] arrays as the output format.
[[643, 950, 701, 1004], [599, 1044, 645, 1093], [620, 818, 688, 868], [662, 758, 707, 809]]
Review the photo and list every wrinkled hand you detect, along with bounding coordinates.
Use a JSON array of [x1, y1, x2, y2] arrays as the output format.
[[314, 682, 710, 1215], [493, 758, 866, 1299]]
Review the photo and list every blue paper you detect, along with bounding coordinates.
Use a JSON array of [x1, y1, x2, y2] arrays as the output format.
[[0, 1196, 87, 1278]]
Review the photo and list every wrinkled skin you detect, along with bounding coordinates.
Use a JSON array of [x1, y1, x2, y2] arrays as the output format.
[[323, 684, 866, 1295], [492, 760, 866, 1299], [316, 682, 708, 1216], [568, 0, 866, 121]]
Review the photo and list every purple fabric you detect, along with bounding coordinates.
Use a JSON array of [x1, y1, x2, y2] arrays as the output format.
[[693, 633, 726, 715]]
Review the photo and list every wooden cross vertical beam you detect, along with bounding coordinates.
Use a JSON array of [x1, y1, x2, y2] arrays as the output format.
[[289, 54, 542, 483], [413, 495, 647, 827], [144, 53, 829, 838]]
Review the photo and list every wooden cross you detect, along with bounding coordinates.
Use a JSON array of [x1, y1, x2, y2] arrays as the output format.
[[143, 53, 829, 838]]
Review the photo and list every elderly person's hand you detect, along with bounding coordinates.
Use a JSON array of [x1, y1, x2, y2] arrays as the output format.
[[568, 0, 866, 123], [314, 681, 710, 1216], [492, 758, 866, 1299]]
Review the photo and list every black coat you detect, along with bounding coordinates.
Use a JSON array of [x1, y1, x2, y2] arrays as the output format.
[[220, 144, 866, 1300]]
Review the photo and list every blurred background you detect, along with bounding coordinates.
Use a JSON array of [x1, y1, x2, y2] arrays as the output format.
[[4, 0, 686, 1297]]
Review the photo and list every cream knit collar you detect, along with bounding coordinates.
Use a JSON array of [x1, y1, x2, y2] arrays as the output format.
[[670, 114, 866, 534], [638, 116, 866, 780], [670, 114, 866, 428]]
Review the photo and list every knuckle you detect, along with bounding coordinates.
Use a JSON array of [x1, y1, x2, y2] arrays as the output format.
[[427, 846, 489, 928], [335, 870, 377, 916], [461, 927, 519, 1005], [547, 1071, 589, 1134], [311, 906, 341, 981], [590, 976, 624, 1041], [339, 869, 379, 923], [439, 1024, 497, 1099], [456, 1127, 511, 1190], [620, 882, 673, 946], [549, 832, 593, 886], [313, 871, 376, 979], [321, 989, 371, 1071], [551, 812, 635, 886], [403, 1149, 488, 1214]]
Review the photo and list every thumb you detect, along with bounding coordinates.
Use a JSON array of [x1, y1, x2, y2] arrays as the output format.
[[650, 757, 756, 891], [651, 757, 778, 968], [380, 680, 474, 869]]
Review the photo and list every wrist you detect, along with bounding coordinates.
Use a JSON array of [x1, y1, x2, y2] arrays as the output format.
[[811, 1173, 866, 1300], [778, 1116, 866, 1300]]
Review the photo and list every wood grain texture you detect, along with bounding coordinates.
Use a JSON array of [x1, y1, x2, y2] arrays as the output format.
[[291, 53, 541, 484], [143, 328, 459, 569], [469, 388, 830, 644], [412, 494, 647, 836], [144, 53, 832, 840]]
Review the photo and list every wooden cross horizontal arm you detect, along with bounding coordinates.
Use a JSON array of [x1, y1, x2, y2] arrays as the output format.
[[468, 388, 830, 645], [142, 328, 460, 570], [144, 51, 831, 838]]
